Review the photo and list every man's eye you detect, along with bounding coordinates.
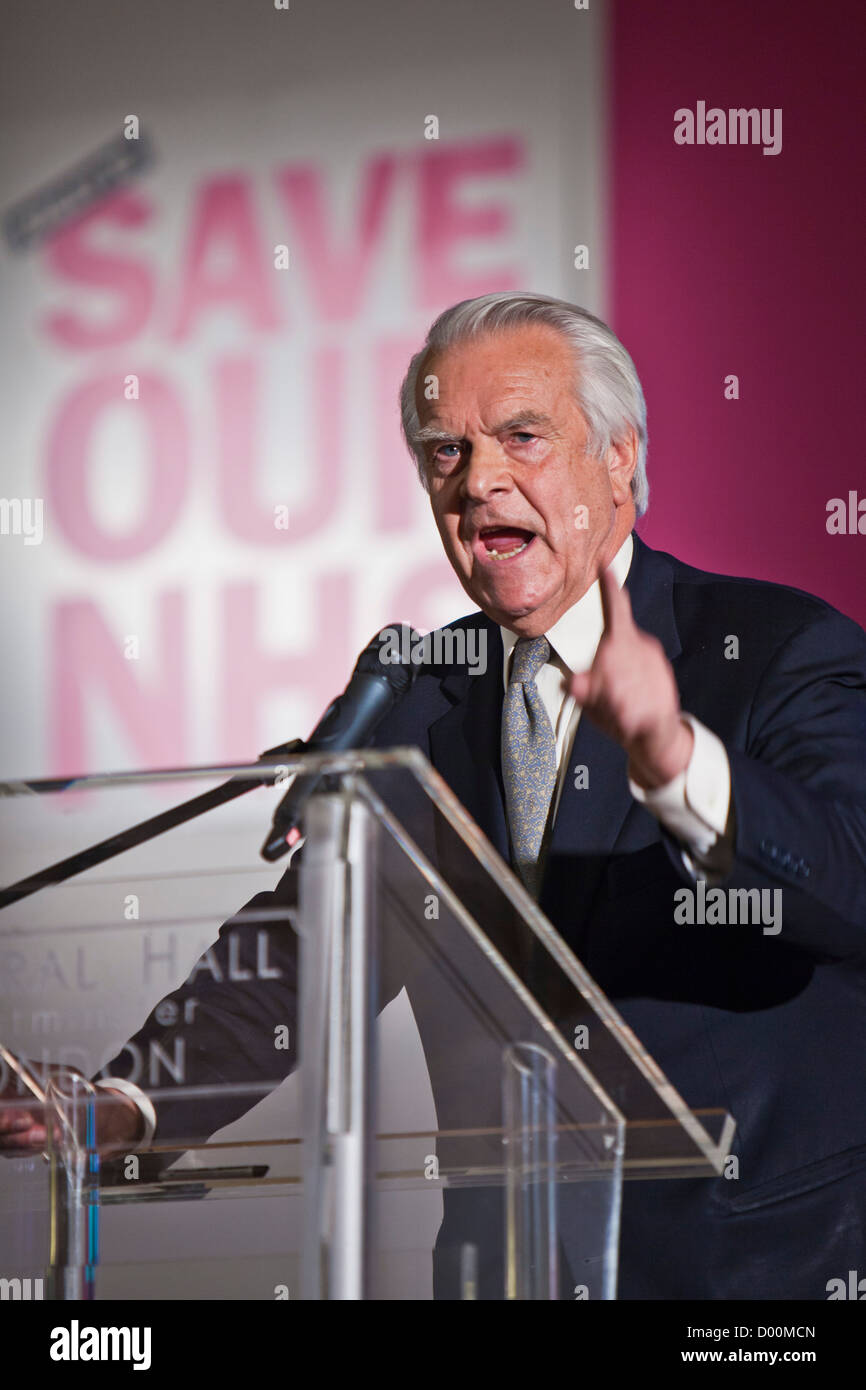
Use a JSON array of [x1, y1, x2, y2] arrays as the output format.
[[433, 444, 461, 462], [511, 432, 535, 444]]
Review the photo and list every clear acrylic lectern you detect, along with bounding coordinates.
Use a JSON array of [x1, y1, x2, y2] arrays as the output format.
[[0, 749, 734, 1299]]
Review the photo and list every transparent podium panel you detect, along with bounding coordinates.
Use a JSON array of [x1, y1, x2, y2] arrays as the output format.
[[0, 751, 734, 1300]]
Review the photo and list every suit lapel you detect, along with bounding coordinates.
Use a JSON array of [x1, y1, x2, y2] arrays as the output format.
[[428, 618, 510, 860]]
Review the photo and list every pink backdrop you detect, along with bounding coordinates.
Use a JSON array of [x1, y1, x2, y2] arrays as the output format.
[[611, 0, 866, 626], [3, 0, 862, 783]]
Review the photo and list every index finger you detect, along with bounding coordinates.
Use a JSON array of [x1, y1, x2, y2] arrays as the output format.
[[598, 563, 632, 635]]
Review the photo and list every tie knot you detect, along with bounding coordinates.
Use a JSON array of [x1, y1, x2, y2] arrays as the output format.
[[509, 635, 551, 685]]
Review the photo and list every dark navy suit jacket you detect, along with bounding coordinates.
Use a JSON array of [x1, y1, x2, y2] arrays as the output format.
[[109, 535, 866, 1299]]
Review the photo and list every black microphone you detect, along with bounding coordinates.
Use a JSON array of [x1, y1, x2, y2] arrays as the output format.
[[260, 623, 420, 861]]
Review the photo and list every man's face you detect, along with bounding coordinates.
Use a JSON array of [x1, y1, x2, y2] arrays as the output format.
[[416, 324, 636, 636]]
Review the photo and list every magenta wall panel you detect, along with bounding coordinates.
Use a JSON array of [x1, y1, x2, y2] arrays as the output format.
[[610, 0, 865, 625]]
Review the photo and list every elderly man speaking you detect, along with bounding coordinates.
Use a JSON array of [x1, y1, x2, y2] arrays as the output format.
[[5, 292, 866, 1301]]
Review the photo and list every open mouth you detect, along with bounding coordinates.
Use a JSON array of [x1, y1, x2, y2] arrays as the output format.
[[475, 526, 536, 562]]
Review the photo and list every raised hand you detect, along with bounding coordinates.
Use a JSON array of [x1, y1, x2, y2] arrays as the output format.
[[570, 564, 694, 789]]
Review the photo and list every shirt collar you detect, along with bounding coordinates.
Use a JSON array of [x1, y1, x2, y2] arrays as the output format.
[[500, 532, 634, 682]]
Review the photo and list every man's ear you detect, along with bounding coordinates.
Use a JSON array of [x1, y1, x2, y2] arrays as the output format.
[[606, 428, 638, 507]]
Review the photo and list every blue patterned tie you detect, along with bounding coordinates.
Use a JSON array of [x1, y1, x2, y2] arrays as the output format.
[[501, 636, 557, 897]]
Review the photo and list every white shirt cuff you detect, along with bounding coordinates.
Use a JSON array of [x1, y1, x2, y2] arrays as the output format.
[[628, 714, 733, 873], [95, 1078, 156, 1146]]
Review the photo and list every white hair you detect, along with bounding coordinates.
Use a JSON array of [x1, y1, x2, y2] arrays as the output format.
[[399, 291, 649, 517]]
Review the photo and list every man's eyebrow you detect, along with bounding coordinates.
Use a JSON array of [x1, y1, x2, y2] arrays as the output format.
[[412, 411, 554, 447]]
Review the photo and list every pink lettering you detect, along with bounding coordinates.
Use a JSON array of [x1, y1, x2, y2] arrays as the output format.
[[43, 190, 154, 350], [172, 175, 281, 340], [214, 348, 343, 544], [415, 137, 524, 306], [51, 593, 186, 775], [219, 575, 353, 757], [277, 154, 397, 321], [373, 336, 425, 531], [45, 373, 189, 561]]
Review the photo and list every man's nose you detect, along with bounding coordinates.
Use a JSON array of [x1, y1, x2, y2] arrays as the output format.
[[460, 436, 512, 502]]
